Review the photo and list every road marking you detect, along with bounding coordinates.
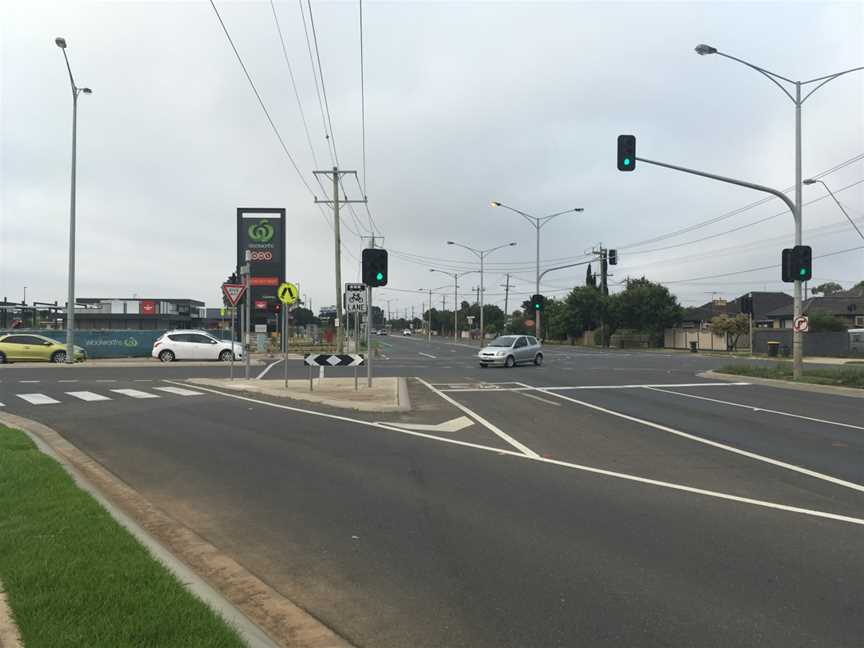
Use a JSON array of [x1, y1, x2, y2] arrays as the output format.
[[385, 416, 474, 433], [166, 380, 864, 527], [256, 360, 282, 380], [134, 379, 153, 382], [153, 386, 204, 397], [0, 403, 4, 407], [110, 389, 159, 399], [419, 352, 437, 359], [66, 391, 112, 402], [17, 393, 60, 405], [643, 386, 864, 432], [95, 379, 117, 383], [57, 379, 79, 383], [415, 377, 539, 457], [439, 382, 751, 393], [540, 388, 864, 494], [517, 392, 561, 407], [19, 380, 40, 383]]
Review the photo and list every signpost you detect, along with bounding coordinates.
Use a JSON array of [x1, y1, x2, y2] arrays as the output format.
[[278, 281, 299, 387], [345, 283, 367, 390], [223, 283, 247, 380], [241, 256, 251, 380]]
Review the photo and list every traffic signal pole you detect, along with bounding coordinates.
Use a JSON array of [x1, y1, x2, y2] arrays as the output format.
[[634, 155, 802, 377]]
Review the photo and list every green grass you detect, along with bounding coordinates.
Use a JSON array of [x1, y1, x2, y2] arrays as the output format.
[[0, 426, 246, 648], [717, 363, 864, 389]]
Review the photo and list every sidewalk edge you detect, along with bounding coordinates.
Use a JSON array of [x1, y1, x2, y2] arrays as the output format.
[[698, 371, 864, 399]]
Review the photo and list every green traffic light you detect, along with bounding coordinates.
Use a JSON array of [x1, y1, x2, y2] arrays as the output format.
[[624, 158, 631, 166], [376, 272, 384, 281], [799, 268, 807, 276], [534, 304, 540, 310]]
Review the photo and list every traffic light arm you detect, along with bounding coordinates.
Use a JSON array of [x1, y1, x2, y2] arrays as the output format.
[[538, 258, 593, 282], [634, 156, 797, 223]]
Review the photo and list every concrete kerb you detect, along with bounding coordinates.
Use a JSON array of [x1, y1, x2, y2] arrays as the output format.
[[188, 376, 411, 413], [0, 412, 355, 648], [699, 370, 864, 399], [0, 579, 22, 648]]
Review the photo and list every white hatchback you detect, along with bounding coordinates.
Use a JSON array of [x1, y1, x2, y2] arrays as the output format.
[[152, 330, 243, 362]]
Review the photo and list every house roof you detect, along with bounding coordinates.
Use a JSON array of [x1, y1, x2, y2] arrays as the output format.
[[764, 291, 864, 319], [681, 292, 792, 323]]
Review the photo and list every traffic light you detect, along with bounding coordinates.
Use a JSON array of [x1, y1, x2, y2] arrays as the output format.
[[617, 135, 636, 171], [782, 245, 812, 282], [362, 248, 388, 287], [530, 294, 545, 312], [608, 249, 618, 265]]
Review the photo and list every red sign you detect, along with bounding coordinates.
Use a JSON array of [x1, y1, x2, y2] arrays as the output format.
[[255, 300, 267, 310], [222, 284, 246, 306], [141, 300, 156, 315], [251, 276, 279, 286]]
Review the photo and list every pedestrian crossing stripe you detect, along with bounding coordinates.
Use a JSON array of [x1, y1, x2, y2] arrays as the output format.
[[17, 394, 60, 405], [66, 391, 111, 402], [109, 389, 160, 399], [153, 387, 203, 396]]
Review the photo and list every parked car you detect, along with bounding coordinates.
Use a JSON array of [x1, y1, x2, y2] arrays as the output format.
[[0, 333, 86, 364], [379, 329, 388, 335], [152, 330, 243, 362], [478, 335, 543, 368], [402, 329, 412, 336]]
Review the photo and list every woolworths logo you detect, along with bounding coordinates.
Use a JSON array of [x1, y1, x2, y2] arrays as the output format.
[[248, 219, 274, 243]]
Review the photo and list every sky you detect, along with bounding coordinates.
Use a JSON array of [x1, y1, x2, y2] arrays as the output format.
[[1, 0, 862, 319]]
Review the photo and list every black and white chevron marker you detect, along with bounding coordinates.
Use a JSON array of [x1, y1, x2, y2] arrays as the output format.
[[304, 354, 365, 367]]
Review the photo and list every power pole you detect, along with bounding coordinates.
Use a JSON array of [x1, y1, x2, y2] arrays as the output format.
[[501, 273, 514, 320], [592, 245, 609, 348], [313, 166, 366, 353]]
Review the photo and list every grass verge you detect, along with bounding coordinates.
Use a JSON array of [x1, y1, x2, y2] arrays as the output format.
[[717, 363, 864, 389], [0, 425, 246, 648]]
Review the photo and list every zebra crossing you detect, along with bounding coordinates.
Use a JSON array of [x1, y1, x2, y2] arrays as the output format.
[[2, 385, 205, 407]]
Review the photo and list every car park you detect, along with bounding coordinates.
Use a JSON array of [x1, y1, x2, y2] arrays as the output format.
[[478, 335, 543, 368], [151, 330, 243, 362], [0, 333, 86, 364]]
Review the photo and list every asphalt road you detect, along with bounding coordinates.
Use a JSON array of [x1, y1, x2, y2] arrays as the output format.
[[2, 335, 863, 647]]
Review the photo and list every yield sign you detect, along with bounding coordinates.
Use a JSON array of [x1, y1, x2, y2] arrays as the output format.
[[222, 283, 246, 306]]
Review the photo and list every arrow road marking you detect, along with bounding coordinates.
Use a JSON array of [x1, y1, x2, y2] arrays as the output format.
[[384, 416, 474, 433]]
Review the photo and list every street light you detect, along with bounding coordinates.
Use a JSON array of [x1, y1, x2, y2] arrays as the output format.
[[56, 36, 92, 364], [447, 240, 516, 345], [430, 268, 478, 344], [803, 179, 864, 241], [695, 43, 862, 379], [490, 202, 584, 338]]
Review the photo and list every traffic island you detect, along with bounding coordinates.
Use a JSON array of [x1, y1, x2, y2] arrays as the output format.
[[188, 377, 410, 412]]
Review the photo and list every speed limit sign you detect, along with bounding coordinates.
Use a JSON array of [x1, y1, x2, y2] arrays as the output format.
[[793, 315, 809, 333]]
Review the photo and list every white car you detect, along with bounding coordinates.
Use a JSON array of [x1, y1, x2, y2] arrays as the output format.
[[152, 330, 243, 362], [402, 329, 412, 336]]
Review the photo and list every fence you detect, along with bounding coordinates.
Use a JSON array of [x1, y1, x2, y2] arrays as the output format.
[[752, 329, 852, 357], [664, 328, 750, 352]]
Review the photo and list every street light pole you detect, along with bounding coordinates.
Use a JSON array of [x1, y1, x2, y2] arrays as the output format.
[[491, 202, 583, 339], [695, 43, 863, 379], [430, 268, 478, 344], [56, 37, 91, 364], [803, 178, 864, 241], [447, 240, 516, 345]]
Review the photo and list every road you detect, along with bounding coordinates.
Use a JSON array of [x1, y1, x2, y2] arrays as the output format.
[[1, 335, 863, 647]]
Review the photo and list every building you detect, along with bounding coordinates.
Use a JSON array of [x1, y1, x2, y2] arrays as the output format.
[[764, 286, 864, 328], [680, 292, 793, 329], [66, 298, 207, 330]]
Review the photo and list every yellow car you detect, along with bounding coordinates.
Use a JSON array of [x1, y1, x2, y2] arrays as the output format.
[[0, 333, 86, 364]]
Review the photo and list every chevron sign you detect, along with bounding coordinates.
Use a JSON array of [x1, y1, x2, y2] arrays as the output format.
[[304, 354, 365, 367]]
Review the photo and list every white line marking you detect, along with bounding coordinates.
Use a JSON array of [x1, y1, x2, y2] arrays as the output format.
[[518, 391, 562, 407], [66, 391, 112, 402], [57, 379, 79, 383], [0, 403, 4, 407], [19, 380, 40, 383], [110, 389, 159, 399], [385, 416, 474, 433], [256, 359, 282, 380], [17, 393, 60, 405], [540, 388, 864, 494], [134, 379, 154, 382], [644, 387, 864, 432], [415, 377, 539, 457], [95, 379, 117, 383], [419, 352, 437, 359], [440, 382, 751, 393], [153, 386, 204, 397], [166, 380, 864, 527]]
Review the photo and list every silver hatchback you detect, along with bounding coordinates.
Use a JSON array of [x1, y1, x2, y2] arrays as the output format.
[[478, 335, 543, 368]]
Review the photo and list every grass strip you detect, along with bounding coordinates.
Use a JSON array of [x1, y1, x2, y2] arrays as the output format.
[[717, 363, 864, 389], [0, 425, 246, 648]]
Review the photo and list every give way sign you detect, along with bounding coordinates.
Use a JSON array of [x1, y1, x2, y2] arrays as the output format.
[[222, 283, 247, 306]]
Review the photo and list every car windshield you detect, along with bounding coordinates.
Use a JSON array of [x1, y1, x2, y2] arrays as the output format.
[[489, 336, 516, 347]]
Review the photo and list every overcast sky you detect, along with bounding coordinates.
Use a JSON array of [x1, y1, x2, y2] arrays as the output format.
[[2, 0, 862, 317]]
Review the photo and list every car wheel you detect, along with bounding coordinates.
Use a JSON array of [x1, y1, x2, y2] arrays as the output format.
[[505, 355, 515, 368], [219, 349, 234, 362], [479, 363, 487, 368], [534, 353, 543, 366], [0, 351, 6, 364], [159, 350, 175, 362], [51, 350, 67, 363]]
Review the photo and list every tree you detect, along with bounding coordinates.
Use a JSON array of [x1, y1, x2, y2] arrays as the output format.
[[608, 278, 682, 340], [808, 312, 847, 332], [710, 314, 750, 350], [561, 286, 607, 337], [290, 307, 318, 327], [811, 282, 843, 296], [585, 264, 596, 288]]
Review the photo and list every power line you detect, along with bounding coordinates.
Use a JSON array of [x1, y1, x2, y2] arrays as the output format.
[[307, 0, 340, 167]]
